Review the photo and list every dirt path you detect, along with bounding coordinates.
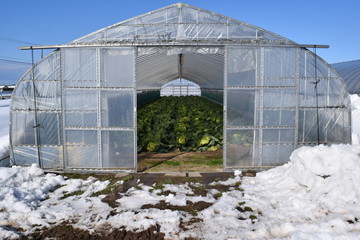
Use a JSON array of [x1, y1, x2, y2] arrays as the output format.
[[137, 150, 223, 173]]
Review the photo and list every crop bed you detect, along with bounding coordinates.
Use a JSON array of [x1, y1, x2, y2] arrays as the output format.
[[137, 96, 223, 153]]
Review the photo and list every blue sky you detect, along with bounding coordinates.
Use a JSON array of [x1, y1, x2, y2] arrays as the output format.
[[1, 0, 359, 84]]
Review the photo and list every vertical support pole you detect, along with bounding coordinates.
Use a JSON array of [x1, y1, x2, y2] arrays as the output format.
[[294, 47, 300, 149], [313, 46, 320, 145], [134, 47, 138, 172], [223, 46, 228, 171], [258, 47, 265, 166], [96, 48, 102, 167], [59, 49, 66, 170], [30, 46, 42, 168]]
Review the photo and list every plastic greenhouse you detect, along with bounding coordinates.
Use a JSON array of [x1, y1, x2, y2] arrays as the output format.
[[10, 3, 351, 172]]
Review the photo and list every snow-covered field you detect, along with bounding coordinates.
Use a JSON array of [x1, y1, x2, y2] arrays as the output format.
[[0, 95, 360, 239]]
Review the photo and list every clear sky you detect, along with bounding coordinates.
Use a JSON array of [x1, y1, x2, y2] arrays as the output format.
[[1, 0, 359, 83]]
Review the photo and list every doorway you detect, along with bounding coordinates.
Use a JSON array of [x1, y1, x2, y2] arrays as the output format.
[[135, 46, 225, 172]]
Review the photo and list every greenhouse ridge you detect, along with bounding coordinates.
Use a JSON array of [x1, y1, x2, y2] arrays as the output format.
[[10, 3, 351, 172]]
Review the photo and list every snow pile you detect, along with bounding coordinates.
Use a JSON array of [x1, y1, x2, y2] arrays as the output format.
[[0, 164, 64, 239], [351, 94, 360, 144], [0, 99, 10, 162], [242, 144, 360, 239], [0, 164, 111, 239]]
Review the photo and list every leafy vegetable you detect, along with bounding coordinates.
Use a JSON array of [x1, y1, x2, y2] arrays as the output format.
[[137, 96, 223, 152]]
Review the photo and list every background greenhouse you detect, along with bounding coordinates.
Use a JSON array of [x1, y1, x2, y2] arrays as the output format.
[[9, 3, 351, 172]]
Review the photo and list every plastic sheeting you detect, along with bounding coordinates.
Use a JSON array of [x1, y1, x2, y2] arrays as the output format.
[[224, 46, 351, 169], [332, 59, 360, 94], [73, 3, 293, 45], [11, 47, 136, 170]]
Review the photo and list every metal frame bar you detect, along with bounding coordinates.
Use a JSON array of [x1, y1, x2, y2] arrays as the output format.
[[19, 43, 329, 50], [133, 47, 138, 172], [223, 46, 228, 171]]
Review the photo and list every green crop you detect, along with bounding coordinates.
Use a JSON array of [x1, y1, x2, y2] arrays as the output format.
[[137, 96, 223, 153]]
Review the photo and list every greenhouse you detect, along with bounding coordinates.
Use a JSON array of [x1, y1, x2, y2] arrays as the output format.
[[10, 3, 351, 172]]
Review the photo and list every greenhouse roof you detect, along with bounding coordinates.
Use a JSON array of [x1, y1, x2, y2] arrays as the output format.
[[71, 3, 295, 46], [332, 59, 360, 94]]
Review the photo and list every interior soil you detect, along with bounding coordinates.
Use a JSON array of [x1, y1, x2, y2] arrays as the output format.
[[137, 149, 223, 172]]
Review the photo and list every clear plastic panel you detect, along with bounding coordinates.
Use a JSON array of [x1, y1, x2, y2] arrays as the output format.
[[328, 78, 348, 107], [12, 146, 37, 166], [101, 131, 134, 168], [65, 130, 98, 168], [262, 129, 295, 143], [101, 90, 134, 128], [298, 109, 351, 144], [227, 47, 257, 87], [38, 112, 60, 145], [11, 112, 36, 145], [31, 51, 60, 81], [263, 89, 296, 108], [263, 110, 295, 127], [300, 79, 328, 107], [63, 48, 97, 87], [227, 89, 257, 127], [325, 109, 351, 143], [262, 144, 294, 166], [65, 112, 97, 128], [226, 129, 259, 167], [300, 49, 331, 78], [40, 146, 62, 168], [264, 47, 296, 79], [65, 90, 97, 111], [11, 81, 34, 110], [34, 81, 61, 110], [101, 48, 134, 87], [228, 25, 257, 39]]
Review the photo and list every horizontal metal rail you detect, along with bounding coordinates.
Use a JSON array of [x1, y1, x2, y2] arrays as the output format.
[[19, 43, 329, 50]]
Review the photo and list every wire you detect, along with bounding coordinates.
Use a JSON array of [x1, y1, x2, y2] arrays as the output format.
[[0, 58, 31, 64], [0, 35, 41, 45]]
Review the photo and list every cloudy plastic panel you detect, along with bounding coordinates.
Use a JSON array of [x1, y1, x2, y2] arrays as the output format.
[[63, 48, 97, 87], [12, 146, 38, 166], [61, 47, 136, 169], [227, 89, 257, 127], [101, 48, 134, 88], [227, 47, 257, 87], [65, 130, 98, 168], [225, 46, 350, 169], [39, 146, 63, 169], [11, 81, 34, 111], [11, 112, 36, 146], [226, 129, 259, 167], [101, 131, 135, 168], [101, 90, 134, 128]]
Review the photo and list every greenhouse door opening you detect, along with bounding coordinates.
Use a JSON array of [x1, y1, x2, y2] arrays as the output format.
[[136, 47, 225, 172]]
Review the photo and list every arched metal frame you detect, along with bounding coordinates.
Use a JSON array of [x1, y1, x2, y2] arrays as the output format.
[[9, 3, 351, 172]]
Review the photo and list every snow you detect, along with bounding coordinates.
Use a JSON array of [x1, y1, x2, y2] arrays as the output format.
[[351, 94, 360, 144], [0, 99, 10, 164], [0, 96, 360, 239]]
